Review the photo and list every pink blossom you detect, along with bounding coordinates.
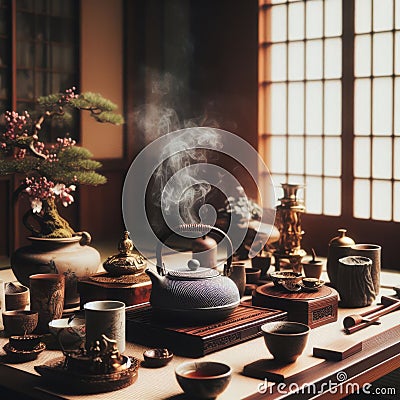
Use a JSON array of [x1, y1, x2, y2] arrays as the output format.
[[31, 198, 42, 213], [62, 193, 74, 207], [49, 182, 76, 207]]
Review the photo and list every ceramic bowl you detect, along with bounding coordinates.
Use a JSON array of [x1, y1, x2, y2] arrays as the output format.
[[48, 317, 86, 346], [245, 268, 261, 284], [270, 271, 302, 287], [3, 342, 46, 363], [143, 348, 173, 368], [2, 310, 39, 336], [9, 335, 42, 351], [261, 321, 310, 363], [4, 282, 30, 311], [175, 361, 232, 399]]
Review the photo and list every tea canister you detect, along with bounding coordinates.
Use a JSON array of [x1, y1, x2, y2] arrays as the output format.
[[327, 229, 355, 288]]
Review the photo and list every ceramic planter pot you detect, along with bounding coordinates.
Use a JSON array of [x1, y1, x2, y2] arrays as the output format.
[[11, 233, 101, 310]]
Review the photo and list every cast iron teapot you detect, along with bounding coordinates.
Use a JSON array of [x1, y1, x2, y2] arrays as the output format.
[[146, 224, 240, 323]]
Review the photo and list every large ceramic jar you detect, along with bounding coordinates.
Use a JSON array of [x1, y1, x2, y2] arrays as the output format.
[[11, 233, 101, 310]]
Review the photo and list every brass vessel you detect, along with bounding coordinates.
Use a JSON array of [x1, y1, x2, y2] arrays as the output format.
[[103, 231, 146, 276], [273, 183, 306, 271]]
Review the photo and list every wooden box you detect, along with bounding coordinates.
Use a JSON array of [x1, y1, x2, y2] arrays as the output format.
[[252, 283, 338, 328], [126, 303, 287, 358]]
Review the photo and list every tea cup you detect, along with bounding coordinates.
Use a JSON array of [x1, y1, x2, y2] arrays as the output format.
[[175, 361, 232, 399], [261, 321, 310, 363]]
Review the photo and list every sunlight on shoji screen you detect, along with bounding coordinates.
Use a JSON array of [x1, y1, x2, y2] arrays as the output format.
[[259, 0, 342, 215], [354, 0, 399, 221]]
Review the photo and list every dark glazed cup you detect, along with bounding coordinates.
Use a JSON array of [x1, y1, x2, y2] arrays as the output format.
[[251, 255, 271, 278], [2, 310, 38, 336], [261, 321, 310, 363], [245, 268, 261, 284], [30, 274, 65, 333], [229, 262, 246, 297], [5, 282, 30, 311]]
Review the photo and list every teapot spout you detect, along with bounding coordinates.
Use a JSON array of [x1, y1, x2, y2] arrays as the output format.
[[145, 268, 164, 288]]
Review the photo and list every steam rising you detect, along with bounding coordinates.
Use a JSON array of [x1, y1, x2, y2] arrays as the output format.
[[134, 104, 180, 143], [133, 72, 223, 225], [154, 128, 222, 224]]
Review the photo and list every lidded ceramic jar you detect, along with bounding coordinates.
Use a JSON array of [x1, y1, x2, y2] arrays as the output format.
[[327, 229, 355, 288]]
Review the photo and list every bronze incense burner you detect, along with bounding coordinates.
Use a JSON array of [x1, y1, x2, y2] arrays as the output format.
[[273, 183, 306, 272]]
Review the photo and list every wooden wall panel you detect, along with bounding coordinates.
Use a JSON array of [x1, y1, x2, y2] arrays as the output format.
[[0, 178, 11, 262], [79, 170, 125, 245]]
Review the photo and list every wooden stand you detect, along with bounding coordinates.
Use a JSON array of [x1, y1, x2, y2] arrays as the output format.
[[126, 303, 287, 358], [77, 274, 152, 307], [252, 283, 338, 328]]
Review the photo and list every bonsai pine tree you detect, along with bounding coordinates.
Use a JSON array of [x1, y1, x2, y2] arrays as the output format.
[[0, 88, 124, 238]]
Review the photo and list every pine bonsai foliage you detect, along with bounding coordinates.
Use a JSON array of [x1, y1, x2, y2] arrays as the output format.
[[0, 88, 124, 238]]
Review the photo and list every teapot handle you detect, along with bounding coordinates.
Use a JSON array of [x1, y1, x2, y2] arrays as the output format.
[[156, 224, 233, 276]]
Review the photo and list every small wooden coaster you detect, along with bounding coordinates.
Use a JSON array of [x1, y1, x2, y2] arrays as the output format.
[[313, 338, 362, 361], [243, 356, 319, 382]]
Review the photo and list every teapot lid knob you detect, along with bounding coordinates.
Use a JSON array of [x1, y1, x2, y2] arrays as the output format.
[[187, 259, 200, 271]]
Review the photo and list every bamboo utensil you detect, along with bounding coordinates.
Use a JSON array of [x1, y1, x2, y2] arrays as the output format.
[[343, 296, 400, 334]]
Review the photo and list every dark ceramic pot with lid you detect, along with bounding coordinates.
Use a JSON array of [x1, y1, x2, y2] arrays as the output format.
[[327, 229, 355, 288]]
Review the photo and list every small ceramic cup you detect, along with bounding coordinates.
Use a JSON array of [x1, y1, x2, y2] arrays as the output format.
[[30, 274, 65, 333], [251, 255, 272, 278], [261, 321, 310, 363], [229, 262, 246, 298], [302, 260, 324, 279], [245, 268, 261, 284], [84, 300, 126, 353], [2, 310, 39, 336], [5, 282, 30, 311]]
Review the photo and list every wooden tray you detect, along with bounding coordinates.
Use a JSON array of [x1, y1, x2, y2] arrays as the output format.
[[252, 283, 338, 328], [126, 303, 287, 358]]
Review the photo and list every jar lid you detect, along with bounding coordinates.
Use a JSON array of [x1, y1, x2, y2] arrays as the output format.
[[329, 228, 355, 247]]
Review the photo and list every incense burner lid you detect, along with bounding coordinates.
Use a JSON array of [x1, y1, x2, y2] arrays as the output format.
[[103, 231, 146, 276]]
